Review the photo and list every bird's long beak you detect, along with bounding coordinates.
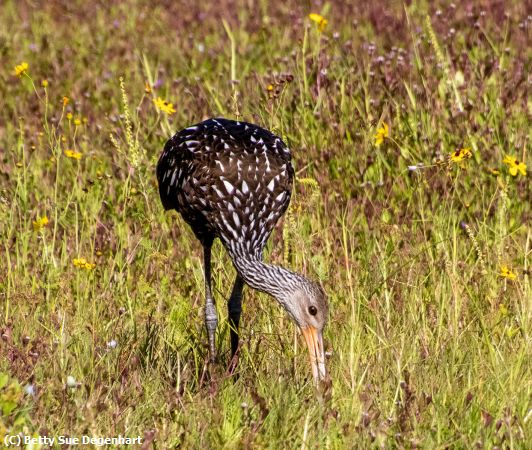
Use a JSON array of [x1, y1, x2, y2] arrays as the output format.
[[301, 326, 326, 383]]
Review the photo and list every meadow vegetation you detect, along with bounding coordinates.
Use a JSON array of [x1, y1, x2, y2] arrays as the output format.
[[0, 1, 530, 448]]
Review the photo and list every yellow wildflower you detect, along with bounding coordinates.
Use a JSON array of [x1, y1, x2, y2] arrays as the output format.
[[62, 96, 69, 107], [145, 82, 152, 94], [73, 257, 85, 267], [41, 79, 49, 88], [13, 62, 29, 77], [488, 168, 500, 176], [374, 122, 389, 147], [449, 147, 472, 163], [73, 258, 96, 270], [309, 13, 328, 32], [499, 265, 517, 280], [32, 216, 49, 231], [153, 97, 176, 115], [74, 118, 82, 126], [64, 149, 82, 160], [66, 112, 73, 121], [502, 155, 526, 177]]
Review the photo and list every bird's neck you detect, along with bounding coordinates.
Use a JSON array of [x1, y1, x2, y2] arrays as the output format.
[[230, 254, 301, 307]]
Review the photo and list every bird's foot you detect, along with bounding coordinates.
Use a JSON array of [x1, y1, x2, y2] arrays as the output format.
[[227, 352, 240, 378], [199, 353, 224, 392]]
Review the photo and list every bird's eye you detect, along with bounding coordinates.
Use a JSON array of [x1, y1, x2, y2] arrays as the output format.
[[308, 306, 317, 316]]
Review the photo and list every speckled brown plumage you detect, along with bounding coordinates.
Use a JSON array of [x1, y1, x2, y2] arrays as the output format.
[[157, 117, 294, 257], [157, 118, 328, 382]]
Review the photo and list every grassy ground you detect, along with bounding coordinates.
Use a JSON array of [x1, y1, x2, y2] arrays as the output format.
[[1, 0, 530, 448]]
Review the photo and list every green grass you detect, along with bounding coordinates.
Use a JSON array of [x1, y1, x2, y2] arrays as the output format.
[[1, 1, 530, 448]]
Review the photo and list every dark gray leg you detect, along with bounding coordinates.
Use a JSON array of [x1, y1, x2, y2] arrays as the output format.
[[228, 275, 244, 362], [203, 244, 218, 363]]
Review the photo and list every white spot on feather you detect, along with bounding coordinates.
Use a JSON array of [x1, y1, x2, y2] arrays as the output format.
[[242, 181, 249, 194], [222, 179, 234, 194], [275, 192, 286, 203], [232, 212, 240, 228], [213, 186, 224, 198]]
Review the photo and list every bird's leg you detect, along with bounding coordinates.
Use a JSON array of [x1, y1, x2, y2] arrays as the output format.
[[203, 244, 218, 363], [228, 275, 244, 371]]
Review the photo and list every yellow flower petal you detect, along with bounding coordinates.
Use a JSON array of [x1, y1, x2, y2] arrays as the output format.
[[450, 147, 472, 163], [499, 265, 517, 280], [374, 122, 389, 147], [64, 150, 82, 160], [13, 62, 29, 77], [503, 155, 527, 177], [32, 216, 49, 231], [153, 97, 176, 115], [309, 13, 328, 32]]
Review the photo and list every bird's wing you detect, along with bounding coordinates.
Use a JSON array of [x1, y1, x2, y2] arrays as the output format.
[[189, 145, 294, 254], [157, 118, 295, 254], [156, 136, 196, 211]]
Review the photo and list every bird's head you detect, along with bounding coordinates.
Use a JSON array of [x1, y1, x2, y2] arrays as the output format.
[[283, 278, 328, 384]]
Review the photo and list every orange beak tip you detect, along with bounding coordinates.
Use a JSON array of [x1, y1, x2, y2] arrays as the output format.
[[301, 326, 327, 384]]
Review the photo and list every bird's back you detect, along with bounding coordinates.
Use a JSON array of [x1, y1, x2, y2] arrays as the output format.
[[157, 118, 294, 256]]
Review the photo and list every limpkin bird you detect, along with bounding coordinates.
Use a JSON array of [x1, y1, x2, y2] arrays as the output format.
[[157, 118, 328, 383]]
